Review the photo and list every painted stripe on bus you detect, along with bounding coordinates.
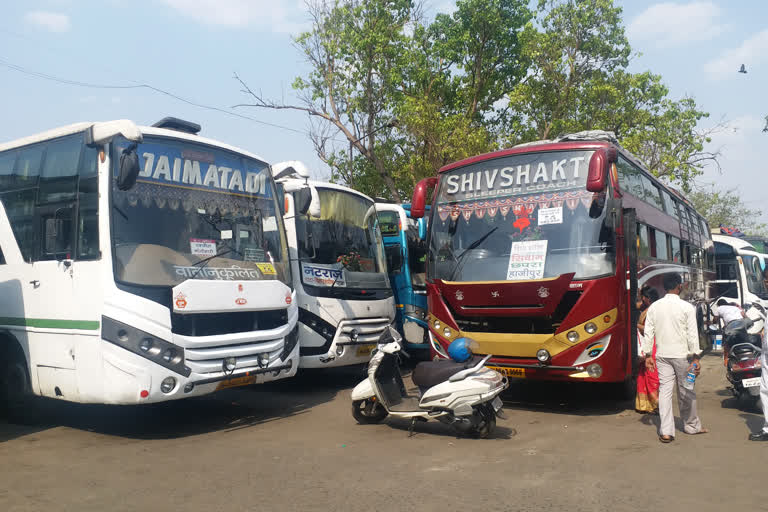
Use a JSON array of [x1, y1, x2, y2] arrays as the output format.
[[0, 317, 100, 330]]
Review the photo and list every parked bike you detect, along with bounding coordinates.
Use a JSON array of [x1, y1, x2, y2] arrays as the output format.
[[350, 327, 508, 438], [722, 303, 765, 412]]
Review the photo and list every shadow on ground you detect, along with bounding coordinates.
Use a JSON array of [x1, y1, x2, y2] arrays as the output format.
[[500, 379, 633, 416], [0, 365, 367, 443]]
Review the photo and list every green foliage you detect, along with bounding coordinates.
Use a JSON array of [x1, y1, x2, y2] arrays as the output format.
[[688, 187, 767, 236], [237, 0, 722, 201]]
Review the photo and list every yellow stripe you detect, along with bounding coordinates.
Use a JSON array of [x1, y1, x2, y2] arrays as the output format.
[[429, 308, 618, 358]]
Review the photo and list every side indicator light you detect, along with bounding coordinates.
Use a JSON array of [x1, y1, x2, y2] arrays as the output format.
[[140, 390, 149, 398]]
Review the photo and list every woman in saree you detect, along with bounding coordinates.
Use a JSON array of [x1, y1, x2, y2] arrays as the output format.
[[636, 286, 660, 413]]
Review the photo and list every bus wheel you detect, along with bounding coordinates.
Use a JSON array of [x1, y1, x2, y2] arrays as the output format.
[[1, 356, 38, 425]]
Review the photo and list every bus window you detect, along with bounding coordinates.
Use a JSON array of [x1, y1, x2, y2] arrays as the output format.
[[638, 223, 650, 258], [14, 145, 43, 187], [377, 210, 400, 237], [0, 151, 15, 188], [77, 145, 99, 260], [38, 136, 81, 204], [661, 190, 679, 219], [0, 189, 36, 261], [41, 207, 74, 260], [640, 175, 664, 211], [670, 236, 681, 262], [616, 157, 644, 198], [653, 230, 668, 260], [0, 246, 5, 264]]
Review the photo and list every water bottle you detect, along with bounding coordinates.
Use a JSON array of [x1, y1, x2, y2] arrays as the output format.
[[682, 363, 698, 390]]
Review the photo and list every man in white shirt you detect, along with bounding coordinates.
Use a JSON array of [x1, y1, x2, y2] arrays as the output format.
[[749, 301, 768, 441], [643, 273, 708, 443], [715, 298, 744, 326]]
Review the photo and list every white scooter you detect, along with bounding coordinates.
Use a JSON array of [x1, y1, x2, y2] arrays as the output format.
[[350, 327, 508, 438]]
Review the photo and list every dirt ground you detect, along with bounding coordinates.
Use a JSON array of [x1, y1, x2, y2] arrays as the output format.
[[1, 352, 766, 512]]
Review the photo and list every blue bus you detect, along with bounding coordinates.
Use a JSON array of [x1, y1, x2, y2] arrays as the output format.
[[376, 203, 429, 353]]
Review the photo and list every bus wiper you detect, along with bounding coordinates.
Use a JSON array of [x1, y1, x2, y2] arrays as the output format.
[[448, 227, 498, 281], [189, 248, 232, 280]]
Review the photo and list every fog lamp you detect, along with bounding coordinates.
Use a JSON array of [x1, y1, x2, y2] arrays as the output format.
[[223, 357, 237, 372], [259, 353, 270, 366], [434, 320, 441, 330], [160, 377, 176, 394], [350, 329, 359, 342], [586, 363, 603, 378], [184, 383, 194, 393], [566, 331, 580, 343], [336, 345, 344, 356], [443, 327, 452, 338], [139, 338, 153, 352], [162, 348, 176, 363], [585, 322, 598, 335], [536, 349, 551, 363]]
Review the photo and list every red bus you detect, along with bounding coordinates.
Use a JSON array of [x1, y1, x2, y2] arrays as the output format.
[[410, 131, 714, 392]]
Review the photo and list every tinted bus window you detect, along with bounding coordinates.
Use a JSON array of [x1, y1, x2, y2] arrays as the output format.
[[661, 190, 679, 219], [640, 175, 664, 211], [653, 229, 668, 260], [638, 223, 650, 258], [377, 210, 400, 236], [616, 158, 644, 198], [671, 237, 681, 262]]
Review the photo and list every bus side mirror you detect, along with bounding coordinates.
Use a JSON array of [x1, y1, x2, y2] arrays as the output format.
[[586, 148, 617, 193], [296, 188, 312, 215], [117, 143, 141, 191], [418, 218, 427, 241], [276, 183, 286, 215], [308, 185, 321, 218], [411, 177, 437, 219]]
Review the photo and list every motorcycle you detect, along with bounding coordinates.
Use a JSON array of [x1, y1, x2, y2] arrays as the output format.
[[722, 303, 765, 412], [350, 327, 508, 438]]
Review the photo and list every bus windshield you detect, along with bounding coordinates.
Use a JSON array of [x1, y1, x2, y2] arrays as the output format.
[[428, 150, 616, 282], [110, 136, 291, 288], [296, 187, 388, 290], [742, 254, 768, 299]]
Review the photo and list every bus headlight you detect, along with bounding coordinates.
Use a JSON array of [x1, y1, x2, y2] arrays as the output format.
[[586, 364, 603, 378], [584, 322, 598, 335], [434, 320, 441, 330], [567, 331, 580, 343], [160, 377, 176, 394], [223, 357, 237, 372], [443, 327, 452, 338], [536, 349, 551, 363], [101, 316, 190, 377]]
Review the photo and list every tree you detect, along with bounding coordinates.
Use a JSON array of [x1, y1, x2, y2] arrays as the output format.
[[688, 186, 767, 236], [234, 0, 531, 201], [235, 0, 416, 201], [503, 0, 718, 192]]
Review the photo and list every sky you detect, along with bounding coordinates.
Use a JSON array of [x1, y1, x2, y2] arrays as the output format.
[[0, 1, 766, 218]]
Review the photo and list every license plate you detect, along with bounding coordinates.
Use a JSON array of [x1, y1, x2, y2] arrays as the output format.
[[216, 374, 257, 390], [492, 396, 503, 412], [488, 366, 526, 379], [356, 344, 375, 357], [742, 377, 761, 388]]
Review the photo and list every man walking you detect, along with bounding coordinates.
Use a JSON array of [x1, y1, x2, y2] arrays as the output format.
[[748, 310, 768, 441], [643, 273, 708, 443]]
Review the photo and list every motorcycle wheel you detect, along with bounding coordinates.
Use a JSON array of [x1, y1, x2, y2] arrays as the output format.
[[469, 404, 496, 439], [351, 399, 388, 424]]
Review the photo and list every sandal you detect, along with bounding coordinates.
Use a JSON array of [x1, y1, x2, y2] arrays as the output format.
[[689, 427, 710, 435], [659, 435, 675, 443]]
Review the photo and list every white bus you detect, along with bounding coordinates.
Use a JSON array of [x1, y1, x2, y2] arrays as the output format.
[[0, 118, 300, 417], [273, 163, 395, 368], [712, 234, 768, 307]]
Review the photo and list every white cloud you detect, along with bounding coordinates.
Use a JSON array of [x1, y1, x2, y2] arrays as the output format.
[[627, 2, 724, 48], [25, 10, 71, 33], [160, 0, 308, 33], [704, 29, 768, 78]]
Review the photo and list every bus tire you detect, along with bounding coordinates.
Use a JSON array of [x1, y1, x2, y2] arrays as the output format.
[[1, 350, 39, 425]]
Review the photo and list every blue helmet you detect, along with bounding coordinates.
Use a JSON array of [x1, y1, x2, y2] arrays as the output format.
[[448, 337, 478, 363]]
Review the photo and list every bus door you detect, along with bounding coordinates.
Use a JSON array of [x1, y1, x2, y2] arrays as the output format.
[[623, 208, 638, 374]]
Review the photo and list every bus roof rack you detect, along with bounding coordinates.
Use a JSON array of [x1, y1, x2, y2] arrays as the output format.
[[555, 130, 618, 144], [512, 130, 619, 148], [152, 117, 201, 135]]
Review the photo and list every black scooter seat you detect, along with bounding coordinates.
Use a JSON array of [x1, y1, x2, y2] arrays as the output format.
[[411, 359, 474, 389]]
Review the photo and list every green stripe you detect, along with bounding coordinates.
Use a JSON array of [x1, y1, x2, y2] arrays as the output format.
[[0, 317, 100, 330]]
